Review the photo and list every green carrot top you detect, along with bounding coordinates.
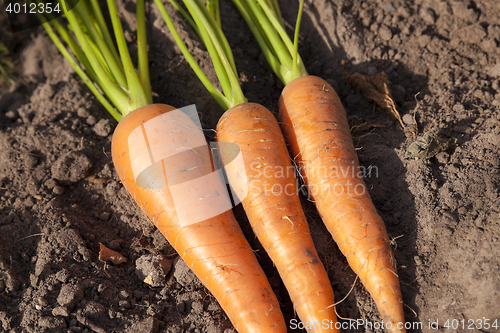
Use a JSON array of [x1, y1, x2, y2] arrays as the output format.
[[39, 0, 152, 122], [231, 0, 308, 86], [154, 0, 249, 111]]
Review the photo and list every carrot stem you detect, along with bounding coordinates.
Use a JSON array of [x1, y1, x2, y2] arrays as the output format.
[[153, 0, 232, 109], [137, 0, 152, 102], [291, 0, 305, 79], [155, 0, 247, 109], [106, 0, 150, 111], [37, 0, 152, 120], [39, 15, 122, 121], [231, 0, 307, 85]]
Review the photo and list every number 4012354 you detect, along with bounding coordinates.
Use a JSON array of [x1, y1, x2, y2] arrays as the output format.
[[443, 318, 498, 330], [6, 2, 61, 14]]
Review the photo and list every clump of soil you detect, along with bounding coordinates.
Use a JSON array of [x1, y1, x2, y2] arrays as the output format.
[[1, 0, 499, 332]]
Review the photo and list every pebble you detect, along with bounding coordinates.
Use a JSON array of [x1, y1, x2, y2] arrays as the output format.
[[5, 110, 18, 120], [397, 6, 410, 18], [52, 306, 70, 317], [99, 212, 111, 221], [53, 186, 65, 195], [86, 115, 97, 126], [119, 300, 131, 309], [420, 7, 436, 24], [109, 240, 121, 251], [57, 283, 84, 312], [77, 107, 90, 118], [378, 25, 393, 41], [135, 254, 172, 287], [414, 256, 423, 266], [402, 114, 417, 126], [383, 2, 395, 13], [93, 119, 112, 137]]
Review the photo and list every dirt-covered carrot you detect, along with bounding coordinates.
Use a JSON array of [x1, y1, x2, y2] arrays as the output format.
[[231, 0, 407, 331], [40, 1, 285, 332], [155, 0, 338, 331], [111, 104, 285, 333], [217, 104, 338, 332]]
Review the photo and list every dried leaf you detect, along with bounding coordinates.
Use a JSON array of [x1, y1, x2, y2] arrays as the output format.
[[99, 243, 127, 265], [351, 122, 385, 135], [342, 60, 405, 129], [405, 132, 457, 160]]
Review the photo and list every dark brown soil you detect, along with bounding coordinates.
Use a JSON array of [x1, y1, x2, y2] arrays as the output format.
[[1, 0, 499, 332]]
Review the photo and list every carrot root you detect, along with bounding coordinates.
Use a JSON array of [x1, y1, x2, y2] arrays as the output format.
[[217, 103, 339, 333], [112, 104, 287, 333], [279, 77, 406, 333]]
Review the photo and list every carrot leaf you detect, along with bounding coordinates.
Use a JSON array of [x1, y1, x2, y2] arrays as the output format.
[[231, 0, 308, 85], [155, 0, 247, 110], [37, 0, 152, 121]]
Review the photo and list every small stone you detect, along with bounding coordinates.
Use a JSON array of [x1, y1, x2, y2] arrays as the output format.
[[109, 240, 120, 251], [77, 107, 90, 118], [397, 6, 410, 18], [414, 256, 422, 266], [118, 290, 129, 299], [93, 119, 112, 137], [402, 114, 417, 126], [420, 7, 436, 24], [383, 2, 395, 13], [57, 283, 84, 312], [99, 212, 111, 221], [119, 300, 131, 309], [52, 306, 71, 317], [5, 110, 18, 119], [135, 254, 172, 287], [53, 186, 65, 195], [86, 115, 97, 126], [379, 25, 393, 41]]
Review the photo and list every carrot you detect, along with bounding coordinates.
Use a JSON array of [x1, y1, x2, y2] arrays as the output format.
[[111, 104, 286, 333], [40, 1, 286, 332], [155, 1, 339, 330], [217, 103, 339, 332], [231, 0, 407, 331], [280, 75, 406, 331]]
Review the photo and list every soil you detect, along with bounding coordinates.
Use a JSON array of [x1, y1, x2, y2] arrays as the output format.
[[1, 0, 499, 332]]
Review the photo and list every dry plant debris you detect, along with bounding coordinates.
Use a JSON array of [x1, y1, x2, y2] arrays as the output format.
[[342, 60, 405, 129], [98, 243, 127, 265], [405, 131, 457, 160]]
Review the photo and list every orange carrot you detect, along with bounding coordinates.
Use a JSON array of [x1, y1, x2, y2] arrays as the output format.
[[217, 103, 339, 332], [279, 75, 406, 332], [111, 104, 287, 333]]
